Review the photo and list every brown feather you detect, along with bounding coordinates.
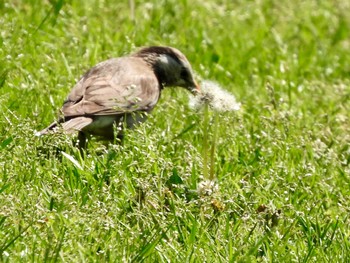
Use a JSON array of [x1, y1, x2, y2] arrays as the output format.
[[61, 117, 93, 133]]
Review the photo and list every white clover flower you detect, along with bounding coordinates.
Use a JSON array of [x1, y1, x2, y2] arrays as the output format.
[[189, 80, 241, 112], [197, 180, 219, 196]]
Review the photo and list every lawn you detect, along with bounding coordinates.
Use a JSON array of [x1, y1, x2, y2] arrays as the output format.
[[1, 0, 350, 261]]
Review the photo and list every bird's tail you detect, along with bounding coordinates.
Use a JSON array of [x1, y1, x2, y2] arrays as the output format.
[[35, 117, 93, 136], [35, 119, 61, 136]]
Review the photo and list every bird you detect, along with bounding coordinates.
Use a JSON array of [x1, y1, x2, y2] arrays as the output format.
[[36, 46, 200, 149]]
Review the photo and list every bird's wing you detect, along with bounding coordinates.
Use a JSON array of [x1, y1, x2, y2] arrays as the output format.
[[61, 57, 161, 117]]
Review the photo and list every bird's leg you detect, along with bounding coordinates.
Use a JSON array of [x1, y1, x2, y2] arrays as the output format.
[[116, 134, 124, 144], [113, 119, 124, 145], [78, 131, 87, 157]]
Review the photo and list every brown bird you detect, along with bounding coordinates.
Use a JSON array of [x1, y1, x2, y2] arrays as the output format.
[[37, 46, 199, 148]]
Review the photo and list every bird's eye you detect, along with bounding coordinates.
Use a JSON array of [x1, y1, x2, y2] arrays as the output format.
[[180, 68, 188, 79]]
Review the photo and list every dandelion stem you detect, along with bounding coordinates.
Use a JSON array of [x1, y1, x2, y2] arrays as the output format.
[[202, 104, 209, 179], [129, 0, 135, 22], [209, 112, 219, 181]]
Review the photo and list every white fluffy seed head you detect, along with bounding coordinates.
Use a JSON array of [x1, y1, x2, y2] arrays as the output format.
[[189, 80, 241, 112]]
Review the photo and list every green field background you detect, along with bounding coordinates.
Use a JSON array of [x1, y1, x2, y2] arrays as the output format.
[[1, 0, 350, 261]]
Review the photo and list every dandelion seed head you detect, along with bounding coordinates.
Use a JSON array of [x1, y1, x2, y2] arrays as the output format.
[[189, 80, 241, 112]]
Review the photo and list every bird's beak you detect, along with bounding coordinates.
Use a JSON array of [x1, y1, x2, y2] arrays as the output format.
[[190, 81, 200, 95]]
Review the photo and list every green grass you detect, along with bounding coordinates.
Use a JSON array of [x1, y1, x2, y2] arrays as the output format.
[[1, 0, 350, 261]]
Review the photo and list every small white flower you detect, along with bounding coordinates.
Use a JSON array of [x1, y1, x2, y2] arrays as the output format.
[[20, 247, 28, 258], [189, 80, 241, 112], [197, 180, 219, 196]]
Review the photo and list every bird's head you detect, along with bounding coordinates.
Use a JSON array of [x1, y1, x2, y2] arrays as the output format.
[[134, 46, 200, 94]]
